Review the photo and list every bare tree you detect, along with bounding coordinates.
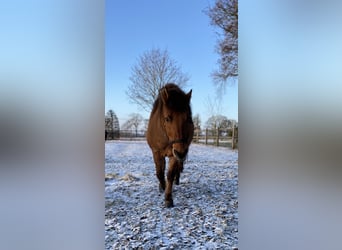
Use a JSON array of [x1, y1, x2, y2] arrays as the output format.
[[205, 115, 230, 131], [142, 118, 149, 131], [105, 110, 120, 139], [126, 48, 190, 112], [205, 0, 238, 95], [122, 113, 144, 137], [205, 95, 222, 119], [193, 114, 201, 132], [192, 114, 201, 142]]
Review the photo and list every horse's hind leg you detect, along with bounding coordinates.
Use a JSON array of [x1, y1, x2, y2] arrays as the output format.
[[152, 151, 166, 192]]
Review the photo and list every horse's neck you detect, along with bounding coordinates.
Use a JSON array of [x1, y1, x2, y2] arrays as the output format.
[[157, 107, 169, 141]]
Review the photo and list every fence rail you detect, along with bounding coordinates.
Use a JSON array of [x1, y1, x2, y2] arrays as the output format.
[[105, 127, 238, 149], [105, 130, 145, 141], [192, 127, 238, 149]]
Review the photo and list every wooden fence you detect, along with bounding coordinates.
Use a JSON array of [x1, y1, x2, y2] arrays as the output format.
[[105, 129, 145, 141], [105, 127, 238, 149], [192, 127, 238, 149]]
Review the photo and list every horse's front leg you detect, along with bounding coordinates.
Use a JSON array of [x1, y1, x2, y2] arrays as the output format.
[[152, 151, 166, 192], [174, 162, 183, 185], [165, 157, 180, 208]]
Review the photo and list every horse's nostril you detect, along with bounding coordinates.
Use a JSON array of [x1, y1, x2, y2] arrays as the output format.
[[175, 150, 181, 157]]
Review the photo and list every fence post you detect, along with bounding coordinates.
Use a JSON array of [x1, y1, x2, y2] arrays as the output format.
[[232, 121, 235, 149], [205, 128, 208, 145], [216, 128, 219, 146]]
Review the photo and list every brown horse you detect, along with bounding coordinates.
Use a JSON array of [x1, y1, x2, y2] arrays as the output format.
[[147, 83, 194, 208]]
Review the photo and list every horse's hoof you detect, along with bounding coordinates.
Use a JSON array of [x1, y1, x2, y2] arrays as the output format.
[[165, 200, 174, 208], [174, 179, 180, 185]]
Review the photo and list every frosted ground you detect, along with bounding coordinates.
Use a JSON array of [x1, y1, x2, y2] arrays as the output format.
[[105, 140, 238, 249]]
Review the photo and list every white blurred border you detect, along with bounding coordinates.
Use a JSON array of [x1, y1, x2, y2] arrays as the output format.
[[240, 0, 342, 249], [0, 1, 104, 250]]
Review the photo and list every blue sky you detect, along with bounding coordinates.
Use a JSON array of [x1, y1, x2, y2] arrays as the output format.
[[105, 0, 238, 127]]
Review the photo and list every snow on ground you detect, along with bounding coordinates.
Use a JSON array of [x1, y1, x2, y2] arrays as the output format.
[[105, 140, 238, 249]]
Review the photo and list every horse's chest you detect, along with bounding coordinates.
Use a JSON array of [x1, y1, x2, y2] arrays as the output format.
[[152, 143, 173, 158]]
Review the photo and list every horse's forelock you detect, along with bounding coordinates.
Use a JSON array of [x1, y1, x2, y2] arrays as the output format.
[[165, 91, 189, 112], [152, 84, 192, 119]]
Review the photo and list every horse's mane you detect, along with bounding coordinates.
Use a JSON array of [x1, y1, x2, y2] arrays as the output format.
[[151, 84, 192, 116]]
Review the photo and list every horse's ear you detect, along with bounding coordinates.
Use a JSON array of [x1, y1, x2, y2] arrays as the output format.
[[186, 89, 192, 103], [161, 87, 169, 104]]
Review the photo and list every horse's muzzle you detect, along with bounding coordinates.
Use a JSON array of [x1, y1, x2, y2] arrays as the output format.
[[172, 148, 187, 162]]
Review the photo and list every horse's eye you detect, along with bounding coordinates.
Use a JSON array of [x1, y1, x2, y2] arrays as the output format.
[[164, 116, 172, 122]]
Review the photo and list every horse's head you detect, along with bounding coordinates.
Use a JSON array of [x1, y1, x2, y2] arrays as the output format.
[[160, 84, 194, 162]]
